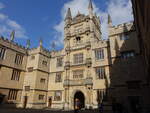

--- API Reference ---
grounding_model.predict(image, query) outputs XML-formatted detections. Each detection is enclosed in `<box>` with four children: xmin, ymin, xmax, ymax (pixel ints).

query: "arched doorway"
<box><xmin>48</xmin><ymin>97</ymin><xmax>52</xmax><ymax>108</ymax></box>
<box><xmin>74</xmin><ymin>91</ymin><xmax>85</xmax><ymax>109</ymax></box>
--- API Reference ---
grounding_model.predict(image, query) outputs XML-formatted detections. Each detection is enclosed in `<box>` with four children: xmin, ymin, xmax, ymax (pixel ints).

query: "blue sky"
<box><xmin>0</xmin><ymin>0</ymin><xmax>133</xmax><ymax>50</ymax></box>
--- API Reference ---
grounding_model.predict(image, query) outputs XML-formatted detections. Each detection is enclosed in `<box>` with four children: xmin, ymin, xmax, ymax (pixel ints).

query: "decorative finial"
<box><xmin>88</xmin><ymin>0</ymin><xmax>93</xmax><ymax>10</ymax></box>
<box><xmin>65</xmin><ymin>8</ymin><xmax>72</xmax><ymax>20</ymax></box>
<box><xmin>108</xmin><ymin>14</ymin><xmax>112</xmax><ymax>25</ymax></box>
<box><xmin>51</xmin><ymin>41</ymin><xmax>56</xmax><ymax>51</ymax></box>
<box><xmin>88</xmin><ymin>0</ymin><xmax>93</xmax><ymax>18</ymax></box>
<box><xmin>10</xmin><ymin>30</ymin><xmax>15</xmax><ymax>41</ymax></box>
<box><xmin>78</xmin><ymin>11</ymin><xmax>80</xmax><ymax>15</ymax></box>
<box><xmin>39</xmin><ymin>37</ymin><xmax>43</xmax><ymax>47</ymax></box>
<box><xmin>26</xmin><ymin>39</ymin><xmax>30</xmax><ymax>49</ymax></box>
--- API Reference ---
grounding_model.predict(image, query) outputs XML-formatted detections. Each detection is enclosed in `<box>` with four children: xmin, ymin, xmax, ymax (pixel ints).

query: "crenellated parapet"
<box><xmin>92</xmin><ymin>39</ymin><xmax>108</xmax><ymax>49</ymax></box>
<box><xmin>50</xmin><ymin>49</ymin><xmax>65</xmax><ymax>58</ymax></box>
<box><xmin>0</xmin><ymin>36</ymin><xmax>27</xmax><ymax>54</ymax></box>
<box><xmin>109</xmin><ymin>21</ymin><xmax>135</xmax><ymax>37</ymax></box>
<box><xmin>28</xmin><ymin>46</ymin><xmax>51</xmax><ymax>57</ymax></box>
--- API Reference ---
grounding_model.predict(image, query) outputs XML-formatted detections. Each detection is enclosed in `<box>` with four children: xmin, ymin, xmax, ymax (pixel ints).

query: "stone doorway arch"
<box><xmin>74</xmin><ymin>91</ymin><xmax>85</xmax><ymax>109</ymax></box>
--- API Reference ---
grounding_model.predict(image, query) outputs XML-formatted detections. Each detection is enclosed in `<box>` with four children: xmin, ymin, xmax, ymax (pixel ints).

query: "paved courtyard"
<box><xmin>0</xmin><ymin>108</ymin><xmax>99</xmax><ymax>113</ymax></box>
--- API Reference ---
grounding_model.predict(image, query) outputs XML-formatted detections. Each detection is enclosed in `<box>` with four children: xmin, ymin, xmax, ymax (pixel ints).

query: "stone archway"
<box><xmin>74</xmin><ymin>91</ymin><xmax>85</xmax><ymax>109</ymax></box>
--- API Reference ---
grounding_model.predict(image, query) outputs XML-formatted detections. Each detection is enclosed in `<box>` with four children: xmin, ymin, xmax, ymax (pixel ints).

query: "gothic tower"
<box><xmin>63</xmin><ymin>0</ymin><xmax>103</xmax><ymax>110</ymax></box>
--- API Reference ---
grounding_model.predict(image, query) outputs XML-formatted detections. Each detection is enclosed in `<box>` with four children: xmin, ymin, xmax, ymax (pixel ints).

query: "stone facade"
<box><xmin>131</xmin><ymin>0</ymin><xmax>150</xmax><ymax>91</ymax></box>
<box><xmin>0</xmin><ymin>0</ymin><xmax>149</xmax><ymax>112</ymax></box>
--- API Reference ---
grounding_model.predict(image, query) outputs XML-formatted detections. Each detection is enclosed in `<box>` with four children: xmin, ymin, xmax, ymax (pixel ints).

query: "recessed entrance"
<box><xmin>48</xmin><ymin>97</ymin><xmax>52</xmax><ymax>108</ymax></box>
<box><xmin>0</xmin><ymin>94</ymin><xmax>5</xmax><ymax>104</ymax></box>
<box><xmin>23</xmin><ymin>96</ymin><xmax>28</xmax><ymax>108</ymax></box>
<box><xmin>74</xmin><ymin>91</ymin><xmax>85</xmax><ymax>109</ymax></box>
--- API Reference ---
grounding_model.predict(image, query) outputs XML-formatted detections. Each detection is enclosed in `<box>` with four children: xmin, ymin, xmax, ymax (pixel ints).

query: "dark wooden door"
<box><xmin>23</xmin><ymin>96</ymin><xmax>28</xmax><ymax>108</ymax></box>
<box><xmin>48</xmin><ymin>97</ymin><xmax>52</xmax><ymax>108</ymax></box>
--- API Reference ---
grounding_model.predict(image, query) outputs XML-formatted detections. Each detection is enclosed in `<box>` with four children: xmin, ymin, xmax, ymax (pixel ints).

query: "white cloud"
<box><xmin>0</xmin><ymin>2</ymin><xmax>5</xmax><ymax>9</ymax></box>
<box><xmin>7</xmin><ymin>20</ymin><xmax>22</xmax><ymax>30</ymax></box>
<box><xmin>0</xmin><ymin>13</ymin><xmax>7</xmax><ymax>20</ymax></box>
<box><xmin>108</xmin><ymin>0</ymin><xmax>133</xmax><ymax>25</ymax></box>
<box><xmin>0</xmin><ymin>2</ymin><xmax>28</xmax><ymax>39</ymax></box>
<box><xmin>54</xmin><ymin>0</ymin><xmax>133</xmax><ymax>46</ymax></box>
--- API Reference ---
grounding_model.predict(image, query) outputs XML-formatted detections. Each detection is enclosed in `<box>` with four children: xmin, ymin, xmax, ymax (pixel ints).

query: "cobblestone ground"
<box><xmin>0</xmin><ymin>108</ymin><xmax>100</xmax><ymax>113</ymax></box>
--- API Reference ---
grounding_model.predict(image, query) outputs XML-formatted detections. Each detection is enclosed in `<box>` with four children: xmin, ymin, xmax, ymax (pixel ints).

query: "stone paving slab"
<box><xmin>0</xmin><ymin>109</ymin><xmax>100</xmax><ymax>113</ymax></box>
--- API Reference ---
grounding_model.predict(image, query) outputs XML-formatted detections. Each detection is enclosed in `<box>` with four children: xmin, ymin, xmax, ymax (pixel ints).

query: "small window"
<box><xmin>75</xmin><ymin>37</ymin><xmax>82</xmax><ymax>44</ymax></box>
<box><xmin>95</xmin><ymin>48</ymin><xmax>104</xmax><ymax>60</ymax></box>
<box><xmin>95</xmin><ymin>67</ymin><xmax>105</xmax><ymax>79</ymax></box>
<box><xmin>120</xmin><ymin>34</ymin><xmax>129</xmax><ymax>40</ymax></box>
<box><xmin>25</xmin><ymin>86</ymin><xmax>30</xmax><ymax>91</ymax></box>
<box><xmin>39</xmin><ymin>95</ymin><xmax>44</xmax><ymax>100</ymax></box>
<box><xmin>54</xmin><ymin>91</ymin><xmax>62</xmax><ymax>101</ymax></box>
<box><xmin>40</xmin><ymin>78</ymin><xmax>46</xmax><ymax>83</ymax></box>
<box><xmin>57</xmin><ymin>57</ymin><xmax>63</xmax><ymax>67</ymax></box>
<box><xmin>73</xmin><ymin>53</ymin><xmax>83</xmax><ymax>64</ymax></box>
<box><xmin>30</xmin><ymin>55</ymin><xmax>35</xmax><ymax>60</ymax></box>
<box><xmin>121</xmin><ymin>51</ymin><xmax>135</xmax><ymax>59</ymax></box>
<box><xmin>73</xmin><ymin>70</ymin><xmax>83</xmax><ymax>79</ymax></box>
<box><xmin>55</xmin><ymin>73</ymin><xmax>62</xmax><ymax>83</ymax></box>
<box><xmin>28</xmin><ymin>67</ymin><xmax>33</xmax><ymax>72</ymax></box>
<box><xmin>76</xmin><ymin>37</ymin><xmax>81</xmax><ymax>41</ymax></box>
<box><xmin>0</xmin><ymin>47</ymin><xmax>6</xmax><ymax>60</ymax></box>
<box><xmin>42</xmin><ymin>60</ymin><xmax>48</xmax><ymax>66</ymax></box>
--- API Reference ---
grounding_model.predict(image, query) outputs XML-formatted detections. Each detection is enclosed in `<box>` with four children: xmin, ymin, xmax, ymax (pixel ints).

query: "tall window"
<box><xmin>74</xmin><ymin>53</ymin><xmax>83</xmax><ymax>64</ymax></box>
<box><xmin>73</xmin><ymin>70</ymin><xmax>83</xmax><ymax>79</ymax></box>
<box><xmin>15</xmin><ymin>54</ymin><xmax>23</xmax><ymax>65</ymax></box>
<box><xmin>95</xmin><ymin>67</ymin><xmax>105</xmax><ymax>79</ymax></box>
<box><xmin>54</xmin><ymin>91</ymin><xmax>62</xmax><ymax>101</ymax></box>
<box><xmin>11</xmin><ymin>69</ymin><xmax>21</xmax><ymax>81</ymax></box>
<box><xmin>57</xmin><ymin>57</ymin><xmax>63</xmax><ymax>67</ymax></box>
<box><xmin>95</xmin><ymin>49</ymin><xmax>104</xmax><ymax>60</ymax></box>
<box><xmin>55</xmin><ymin>73</ymin><xmax>62</xmax><ymax>83</ymax></box>
<box><xmin>0</xmin><ymin>47</ymin><xmax>6</xmax><ymax>60</ymax></box>
<box><xmin>8</xmin><ymin>89</ymin><xmax>18</xmax><ymax>100</ymax></box>
<box><xmin>97</xmin><ymin>89</ymin><xmax>106</xmax><ymax>103</ymax></box>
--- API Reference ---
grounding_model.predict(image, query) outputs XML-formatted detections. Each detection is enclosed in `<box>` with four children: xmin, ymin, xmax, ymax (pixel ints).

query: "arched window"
<box><xmin>76</xmin><ymin>37</ymin><xmax>81</xmax><ymax>42</ymax></box>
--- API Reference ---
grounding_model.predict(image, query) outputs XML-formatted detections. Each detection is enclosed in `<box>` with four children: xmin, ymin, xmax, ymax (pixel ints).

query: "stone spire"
<box><xmin>51</xmin><ymin>41</ymin><xmax>56</xmax><ymax>51</ymax></box>
<box><xmin>88</xmin><ymin>0</ymin><xmax>93</xmax><ymax>18</ymax></box>
<box><xmin>108</xmin><ymin>14</ymin><xmax>112</xmax><ymax>26</ymax></box>
<box><xmin>88</xmin><ymin>0</ymin><xmax>93</xmax><ymax>10</ymax></box>
<box><xmin>10</xmin><ymin>30</ymin><xmax>15</xmax><ymax>41</ymax></box>
<box><xmin>65</xmin><ymin>8</ymin><xmax>72</xmax><ymax>26</ymax></box>
<box><xmin>26</xmin><ymin>39</ymin><xmax>30</xmax><ymax>49</ymax></box>
<box><xmin>65</xmin><ymin>8</ymin><xmax>72</xmax><ymax>20</ymax></box>
<box><xmin>39</xmin><ymin>38</ymin><xmax>43</xmax><ymax>47</ymax></box>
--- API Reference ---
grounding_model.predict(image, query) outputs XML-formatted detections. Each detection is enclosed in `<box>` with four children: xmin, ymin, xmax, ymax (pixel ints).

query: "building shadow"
<box><xmin>98</xmin><ymin>23</ymin><xmax>150</xmax><ymax>113</ymax></box>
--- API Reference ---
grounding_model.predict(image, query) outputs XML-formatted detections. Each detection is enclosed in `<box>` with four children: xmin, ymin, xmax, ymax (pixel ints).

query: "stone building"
<box><xmin>0</xmin><ymin>0</ymin><xmax>149</xmax><ymax>112</ymax></box>
<box><xmin>0</xmin><ymin>36</ymin><xmax>28</xmax><ymax>107</ymax></box>
<box><xmin>131</xmin><ymin>0</ymin><xmax>150</xmax><ymax>94</ymax></box>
